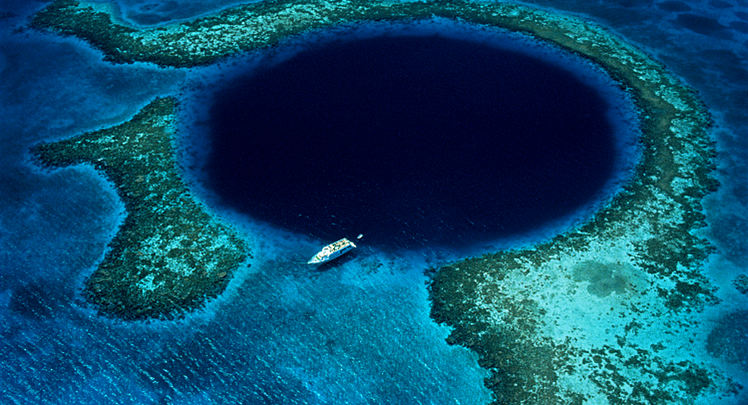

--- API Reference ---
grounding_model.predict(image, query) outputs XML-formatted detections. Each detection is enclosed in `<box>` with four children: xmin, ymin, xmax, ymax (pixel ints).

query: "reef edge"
<box><xmin>33</xmin><ymin>97</ymin><xmax>249</xmax><ymax>321</ymax></box>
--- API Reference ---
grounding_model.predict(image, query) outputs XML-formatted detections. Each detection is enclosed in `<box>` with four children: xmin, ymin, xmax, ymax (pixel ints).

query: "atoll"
<box><xmin>30</xmin><ymin>0</ymin><xmax>739</xmax><ymax>403</ymax></box>
<box><xmin>33</xmin><ymin>98</ymin><xmax>248</xmax><ymax>321</ymax></box>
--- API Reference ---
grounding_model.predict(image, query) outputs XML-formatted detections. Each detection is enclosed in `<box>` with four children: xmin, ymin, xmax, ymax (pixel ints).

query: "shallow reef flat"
<box><xmin>33</xmin><ymin>98</ymin><xmax>248</xmax><ymax>321</ymax></box>
<box><xmin>30</xmin><ymin>0</ymin><xmax>739</xmax><ymax>403</ymax></box>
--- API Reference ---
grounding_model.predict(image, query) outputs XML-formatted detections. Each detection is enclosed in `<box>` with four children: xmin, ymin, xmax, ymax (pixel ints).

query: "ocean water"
<box><xmin>201</xmin><ymin>24</ymin><xmax>633</xmax><ymax>251</ymax></box>
<box><xmin>0</xmin><ymin>1</ymin><xmax>746</xmax><ymax>405</ymax></box>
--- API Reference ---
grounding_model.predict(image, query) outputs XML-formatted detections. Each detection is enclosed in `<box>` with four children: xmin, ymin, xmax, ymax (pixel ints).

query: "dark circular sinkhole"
<box><xmin>206</xmin><ymin>33</ymin><xmax>619</xmax><ymax>250</ymax></box>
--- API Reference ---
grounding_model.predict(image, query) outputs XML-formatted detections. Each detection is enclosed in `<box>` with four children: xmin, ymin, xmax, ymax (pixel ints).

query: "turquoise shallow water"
<box><xmin>1</xmin><ymin>1</ymin><xmax>747</xmax><ymax>404</ymax></box>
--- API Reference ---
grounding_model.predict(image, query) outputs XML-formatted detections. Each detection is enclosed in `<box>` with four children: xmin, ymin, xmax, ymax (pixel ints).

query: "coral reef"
<box><xmin>734</xmin><ymin>274</ymin><xmax>748</xmax><ymax>294</ymax></box>
<box><xmin>426</xmin><ymin>12</ymin><xmax>733</xmax><ymax>403</ymax></box>
<box><xmin>33</xmin><ymin>98</ymin><xmax>248</xmax><ymax>320</ymax></box>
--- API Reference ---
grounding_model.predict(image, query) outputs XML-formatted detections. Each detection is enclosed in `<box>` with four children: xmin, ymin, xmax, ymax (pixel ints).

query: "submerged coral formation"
<box><xmin>31</xmin><ymin>0</ymin><xmax>425</xmax><ymax>67</ymax></box>
<box><xmin>33</xmin><ymin>98</ymin><xmax>248</xmax><ymax>320</ymax></box>
<box><xmin>30</xmin><ymin>0</ymin><xmax>740</xmax><ymax>403</ymax></box>
<box><xmin>426</xmin><ymin>12</ymin><xmax>734</xmax><ymax>404</ymax></box>
<box><xmin>734</xmin><ymin>274</ymin><xmax>748</xmax><ymax>294</ymax></box>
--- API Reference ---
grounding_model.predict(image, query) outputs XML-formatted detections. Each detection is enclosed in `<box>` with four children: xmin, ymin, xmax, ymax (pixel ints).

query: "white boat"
<box><xmin>308</xmin><ymin>238</ymin><xmax>357</xmax><ymax>264</ymax></box>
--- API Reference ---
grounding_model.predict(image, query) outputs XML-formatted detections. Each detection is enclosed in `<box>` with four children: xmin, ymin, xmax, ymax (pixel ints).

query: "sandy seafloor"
<box><xmin>1</xmin><ymin>0</ymin><xmax>747</xmax><ymax>404</ymax></box>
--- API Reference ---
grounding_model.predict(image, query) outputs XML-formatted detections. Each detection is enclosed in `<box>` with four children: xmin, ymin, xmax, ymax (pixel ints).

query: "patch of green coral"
<box><xmin>31</xmin><ymin>0</ymin><xmax>431</xmax><ymax>67</ymax></box>
<box><xmin>33</xmin><ymin>98</ymin><xmax>249</xmax><ymax>321</ymax></box>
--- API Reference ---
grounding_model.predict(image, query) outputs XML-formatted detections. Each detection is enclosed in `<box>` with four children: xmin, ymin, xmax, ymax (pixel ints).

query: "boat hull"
<box><xmin>308</xmin><ymin>238</ymin><xmax>357</xmax><ymax>264</ymax></box>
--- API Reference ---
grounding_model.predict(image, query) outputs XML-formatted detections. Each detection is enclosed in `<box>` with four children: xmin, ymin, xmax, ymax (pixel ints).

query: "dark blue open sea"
<box><xmin>1</xmin><ymin>1</ymin><xmax>747</xmax><ymax>404</ymax></box>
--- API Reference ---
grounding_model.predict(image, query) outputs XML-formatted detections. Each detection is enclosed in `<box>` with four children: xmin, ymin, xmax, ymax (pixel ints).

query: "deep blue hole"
<box><xmin>206</xmin><ymin>34</ymin><xmax>617</xmax><ymax>250</ymax></box>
